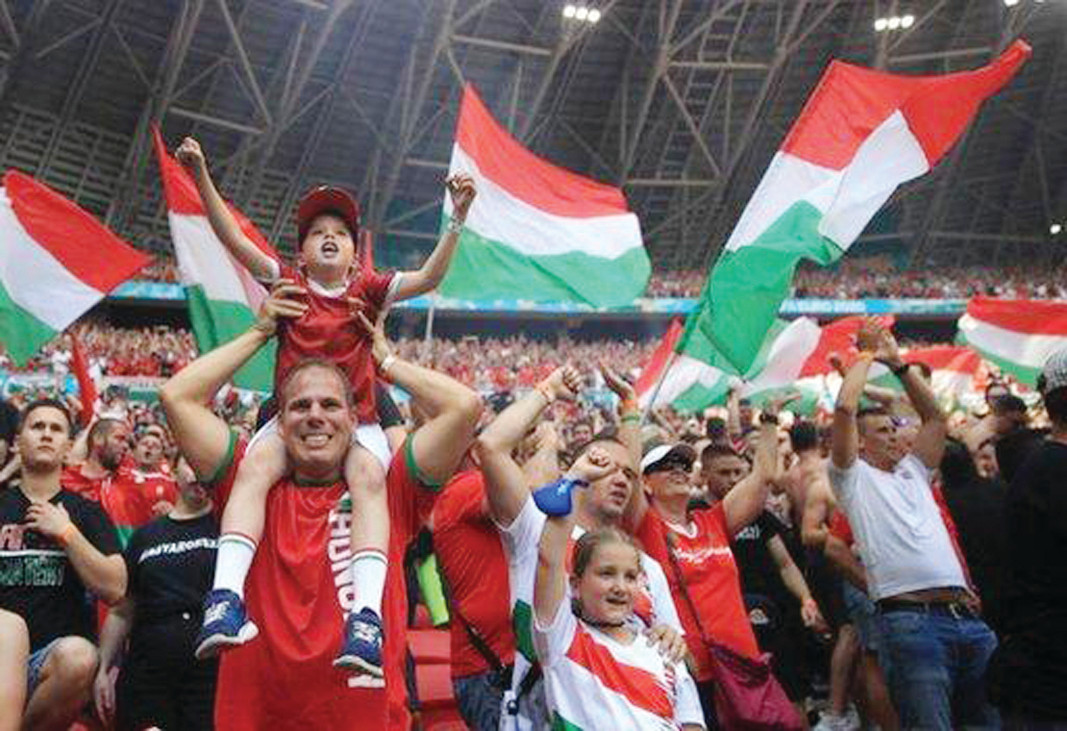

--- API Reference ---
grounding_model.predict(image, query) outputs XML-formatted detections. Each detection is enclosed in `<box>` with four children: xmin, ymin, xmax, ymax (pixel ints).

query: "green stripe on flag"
<box><xmin>0</xmin><ymin>279</ymin><xmax>58</xmax><ymax>366</ymax></box>
<box><xmin>551</xmin><ymin>712</ymin><xmax>585</xmax><ymax>731</ymax></box>
<box><xmin>512</xmin><ymin>599</ymin><xmax>538</xmax><ymax>664</ymax></box>
<box><xmin>672</xmin><ymin>379</ymin><xmax>731</xmax><ymax>413</ymax></box>
<box><xmin>956</xmin><ymin>333</ymin><xmax>1041</xmax><ymax>386</ymax></box>
<box><xmin>690</xmin><ymin>201</ymin><xmax>843</xmax><ymax>374</ymax></box>
<box><xmin>185</xmin><ymin>285</ymin><xmax>275</xmax><ymax>392</ymax></box>
<box><xmin>438</xmin><ymin>216</ymin><xmax>650</xmax><ymax>308</ymax></box>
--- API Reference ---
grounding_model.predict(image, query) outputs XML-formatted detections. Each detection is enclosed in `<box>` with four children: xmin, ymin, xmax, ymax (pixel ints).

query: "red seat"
<box><xmin>408</xmin><ymin>628</ymin><xmax>451</xmax><ymax>665</ymax></box>
<box><xmin>414</xmin><ymin>663</ymin><xmax>464</xmax><ymax>729</ymax></box>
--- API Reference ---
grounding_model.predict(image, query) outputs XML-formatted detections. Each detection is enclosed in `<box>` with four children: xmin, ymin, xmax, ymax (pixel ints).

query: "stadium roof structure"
<box><xmin>0</xmin><ymin>0</ymin><xmax>1063</xmax><ymax>275</ymax></box>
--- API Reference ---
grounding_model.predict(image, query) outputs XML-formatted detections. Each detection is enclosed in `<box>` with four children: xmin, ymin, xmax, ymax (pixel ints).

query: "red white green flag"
<box><xmin>0</xmin><ymin>171</ymin><xmax>149</xmax><ymax>365</ymax></box>
<box><xmin>957</xmin><ymin>297</ymin><xmax>1067</xmax><ymax>386</ymax></box>
<box><xmin>688</xmin><ymin>41</ymin><xmax>1031</xmax><ymax>375</ymax></box>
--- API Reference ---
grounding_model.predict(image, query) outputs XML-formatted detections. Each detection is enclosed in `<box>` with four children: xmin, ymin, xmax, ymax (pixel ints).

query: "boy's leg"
<box><xmin>197</xmin><ymin>431</ymin><xmax>287</xmax><ymax>659</ymax></box>
<box><xmin>334</xmin><ymin>443</ymin><xmax>389</xmax><ymax>676</ymax></box>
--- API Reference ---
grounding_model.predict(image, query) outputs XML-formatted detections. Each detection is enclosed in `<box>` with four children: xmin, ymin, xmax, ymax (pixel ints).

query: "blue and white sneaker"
<box><xmin>194</xmin><ymin>589</ymin><xmax>259</xmax><ymax>660</ymax></box>
<box><xmin>333</xmin><ymin>607</ymin><xmax>384</xmax><ymax>677</ymax></box>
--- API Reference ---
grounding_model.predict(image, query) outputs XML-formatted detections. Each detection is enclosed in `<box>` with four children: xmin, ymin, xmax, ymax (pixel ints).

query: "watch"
<box><xmin>891</xmin><ymin>362</ymin><xmax>911</xmax><ymax>378</ymax></box>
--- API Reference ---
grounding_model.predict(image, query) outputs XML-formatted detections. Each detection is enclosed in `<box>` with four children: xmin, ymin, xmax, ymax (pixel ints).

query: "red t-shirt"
<box><xmin>210</xmin><ymin>433</ymin><xmax>435</xmax><ymax>731</ymax></box>
<box><xmin>634</xmin><ymin>504</ymin><xmax>760</xmax><ymax>682</ymax></box>
<box><xmin>61</xmin><ymin>464</ymin><xmax>174</xmax><ymax>547</ymax></box>
<box><xmin>274</xmin><ymin>264</ymin><xmax>396</xmax><ymax>424</ymax></box>
<box><xmin>431</xmin><ymin>471</ymin><xmax>515</xmax><ymax>678</ymax></box>
<box><xmin>61</xmin><ymin>464</ymin><xmax>108</xmax><ymax>503</ymax></box>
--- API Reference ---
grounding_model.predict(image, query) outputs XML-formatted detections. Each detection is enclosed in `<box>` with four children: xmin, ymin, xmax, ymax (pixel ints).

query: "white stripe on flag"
<box><xmin>444</xmin><ymin>145</ymin><xmax>642</xmax><ymax>259</ymax></box>
<box><xmin>641</xmin><ymin>354</ymin><xmax>725</xmax><ymax>408</ymax></box>
<box><xmin>743</xmin><ymin>318</ymin><xmax>823</xmax><ymax>395</ymax></box>
<box><xmin>0</xmin><ymin>189</ymin><xmax>102</xmax><ymax>330</ymax></box>
<box><xmin>958</xmin><ymin>314</ymin><xmax>1067</xmax><ymax>370</ymax></box>
<box><xmin>170</xmin><ymin>213</ymin><xmax>255</xmax><ymax>305</ymax></box>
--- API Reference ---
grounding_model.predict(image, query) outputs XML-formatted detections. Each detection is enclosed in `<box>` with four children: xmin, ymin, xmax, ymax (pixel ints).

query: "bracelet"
<box><xmin>891</xmin><ymin>361</ymin><xmax>911</xmax><ymax>378</ymax></box>
<box><xmin>380</xmin><ymin>354</ymin><xmax>397</xmax><ymax>378</ymax></box>
<box><xmin>446</xmin><ymin>217</ymin><xmax>465</xmax><ymax>235</ymax></box>
<box><xmin>620</xmin><ymin>397</ymin><xmax>638</xmax><ymax>413</ymax></box>
<box><xmin>534</xmin><ymin>384</ymin><xmax>554</xmax><ymax>404</ymax></box>
<box><xmin>57</xmin><ymin>522</ymin><xmax>77</xmax><ymax>547</ymax></box>
<box><xmin>621</xmin><ymin>414</ymin><xmax>641</xmax><ymax>425</ymax></box>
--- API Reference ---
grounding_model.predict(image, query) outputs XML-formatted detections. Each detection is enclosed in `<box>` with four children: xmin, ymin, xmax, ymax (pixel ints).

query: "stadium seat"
<box><xmin>408</xmin><ymin>628</ymin><xmax>451</xmax><ymax>664</ymax></box>
<box><xmin>413</xmin><ymin>663</ymin><xmax>464</xmax><ymax>730</ymax></box>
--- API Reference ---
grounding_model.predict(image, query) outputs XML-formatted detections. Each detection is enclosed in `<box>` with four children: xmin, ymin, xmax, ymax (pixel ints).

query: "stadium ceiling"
<box><xmin>0</xmin><ymin>0</ymin><xmax>1063</xmax><ymax>273</ymax></box>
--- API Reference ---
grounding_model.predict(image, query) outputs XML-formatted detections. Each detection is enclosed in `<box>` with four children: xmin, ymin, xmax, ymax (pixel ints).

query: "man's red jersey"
<box><xmin>209</xmin><ymin>432</ymin><xmax>435</xmax><ymax>731</ymax></box>
<box><xmin>273</xmin><ymin>264</ymin><xmax>396</xmax><ymax>424</ymax></box>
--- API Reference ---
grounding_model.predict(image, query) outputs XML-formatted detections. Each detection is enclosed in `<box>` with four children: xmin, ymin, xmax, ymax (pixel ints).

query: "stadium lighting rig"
<box><xmin>562</xmin><ymin>4</ymin><xmax>602</xmax><ymax>23</ymax></box>
<box><xmin>874</xmin><ymin>14</ymin><xmax>915</xmax><ymax>32</ymax></box>
<box><xmin>1051</xmin><ymin>223</ymin><xmax>1063</xmax><ymax>236</ymax></box>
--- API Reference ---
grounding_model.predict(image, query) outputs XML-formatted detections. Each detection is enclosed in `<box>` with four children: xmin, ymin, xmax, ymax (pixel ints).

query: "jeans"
<box><xmin>453</xmin><ymin>671</ymin><xmax>504</xmax><ymax>731</ymax></box>
<box><xmin>878</xmin><ymin>608</ymin><xmax>1000</xmax><ymax>730</ymax></box>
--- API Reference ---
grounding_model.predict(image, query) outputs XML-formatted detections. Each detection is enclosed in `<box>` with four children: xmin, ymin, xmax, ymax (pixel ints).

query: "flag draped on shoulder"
<box><xmin>152</xmin><ymin>126</ymin><xmax>279</xmax><ymax>391</ymax></box>
<box><xmin>0</xmin><ymin>171</ymin><xmax>149</xmax><ymax>365</ymax></box>
<box><xmin>694</xmin><ymin>41</ymin><xmax>1030</xmax><ymax>375</ymax></box>
<box><xmin>439</xmin><ymin>84</ymin><xmax>650</xmax><ymax>307</ymax></box>
<box><xmin>957</xmin><ymin>297</ymin><xmax>1067</xmax><ymax>386</ymax></box>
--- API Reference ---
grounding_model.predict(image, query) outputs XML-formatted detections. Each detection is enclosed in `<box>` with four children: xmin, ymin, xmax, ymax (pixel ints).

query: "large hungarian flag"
<box><xmin>868</xmin><ymin>345</ymin><xmax>985</xmax><ymax>404</ymax></box>
<box><xmin>957</xmin><ymin>297</ymin><xmax>1067</xmax><ymax>386</ymax></box>
<box><xmin>693</xmin><ymin>41</ymin><xmax>1030</xmax><ymax>374</ymax></box>
<box><xmin>152</xmin><ymin>127</ymin><xmax>279</xmax><ymax>391</ymax></box>
<box><xmin>0</xmin><ymin>171</ymin><xmax>149</xmax><ymax>365</ymax></box>
<box><xmin>439</xmin><ymin>84</ymin><xmax>650</xmax><ymax>307</ymax></box>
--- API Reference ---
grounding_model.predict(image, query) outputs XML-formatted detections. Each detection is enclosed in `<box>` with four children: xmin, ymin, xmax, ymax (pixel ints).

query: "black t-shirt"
<box><xmin>0</xmin><ymin>398</ymin><xmax>17</xmax><ymax>444</ymax></box>
<box><xmin>733</xmin><ymin>511</ymin><xmax>787</xmax><ymax>600</ymax></box>
<box><xmin>124</xmin><ymin>512</ymin><xmax>218</xmax><ymax>626</ymax></box>
<box><xmin>0</xmin><ymin>487</ymin><xmax>121</xmax><ymax>651</ymax></box>
<box><xmin>990</xmin><ymin>440</ymin><xmax>1067</xmax><ymax>719</ymax></box>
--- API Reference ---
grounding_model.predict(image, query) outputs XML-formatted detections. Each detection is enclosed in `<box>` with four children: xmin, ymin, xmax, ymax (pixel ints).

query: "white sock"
<box><xmin>213</xmin><ymin>533</ymin><xmax>257</xmax><ymax>599</ymax></box>
<box><xmin>350</xmin><ymin>549</ymin><xmax>388</xmax><ymax>616</ymax></box>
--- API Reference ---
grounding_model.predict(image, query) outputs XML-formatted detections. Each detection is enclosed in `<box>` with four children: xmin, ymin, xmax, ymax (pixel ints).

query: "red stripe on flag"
<box><xmin>3</xmin><ymin>171</ymin><xmax>149</xmax><ymax>292</ymax></box>
<box><xmin>966</xmin><ymin>296</ymin><xmax>1067</xmax><ymax>336</ymax></box>
<box><xmin>903</xmin><ymin>346</ymin><xmax>981</xmax><ymax>374</ymax></box>
<box><xmin>68</xmin><ymin>332</ymin><xmax>97</xmax><ymax>428</ymax></box>
<box><xmin>151</xmin><ymin>126</ymin><xmax>280</xmax><ymax>266</ymax></box>
<box><xmin>635</xmin><ymin>319</ymin><xmax>684</xmax><ymax>396</ymax></box>
<box><xmin>456</xmin><ymin>84</ymin><xmax>630</xmax><ymax>218</ymax></box>
<box><xmin>565</xmin><ymin>625</ymin><xmax>674</xmax><ymax>720</ymax></box>
<box><xmin>781</xmin><ymin>41</ymin><xmax>1030</xmax><ymax>170</ymax></box>
<box><xmin>798</xmin><ymin>315</ymin><xmax>895</xmax><ymax>377</ymax></box>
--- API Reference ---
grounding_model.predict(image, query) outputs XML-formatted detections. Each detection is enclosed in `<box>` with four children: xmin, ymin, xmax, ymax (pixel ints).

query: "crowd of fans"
<box><xmin>645</xmin><ymin>260</ymin><xmax>1067</xmax><ymax>300</ymax></box>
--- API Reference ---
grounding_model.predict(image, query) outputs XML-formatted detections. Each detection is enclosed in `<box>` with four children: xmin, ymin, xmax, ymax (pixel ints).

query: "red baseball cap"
<box><xmin>296</xmin><ymin>186</ymin><xmax>361</xmax><ymax>243</ymax></box>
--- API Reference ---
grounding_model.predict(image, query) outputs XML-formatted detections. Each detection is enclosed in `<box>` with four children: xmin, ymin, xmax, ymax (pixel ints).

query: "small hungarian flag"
<box><xmin>957</xmin><ymin>297</ymin><xmax>1067</xmax><ymax>386</ymax></box>
<box><xmin>152</xmin><ymin>126</ymin><xmax>279</xmax><ymax>391</ymax></box>
<box><xmin>0</xmin><ymin>171</ymin><xmax>149</xmax><ymax>365</ymax></box>
<box><xmin>439</xmin><ymin>84</ymin><xmax>650</xmax><ymax>307</ymax></box>
<box><xmin>692</xmin><ymin>40</ymin><xmax>1030</xmax><ymax>374</ymax></box>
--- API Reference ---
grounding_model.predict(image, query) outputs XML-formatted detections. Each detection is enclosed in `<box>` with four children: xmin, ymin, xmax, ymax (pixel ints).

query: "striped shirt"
<box><xmin>534</xmin><ymin>604</ymin><xmax>703</xmax><ymax>730</ymax></box>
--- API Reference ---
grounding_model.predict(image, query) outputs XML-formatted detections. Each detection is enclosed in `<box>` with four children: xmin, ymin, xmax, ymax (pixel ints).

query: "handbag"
<box><xmin>664</xmin><ymin>532</ymin><xmax>803</xmax><ymax>730</ymax></box>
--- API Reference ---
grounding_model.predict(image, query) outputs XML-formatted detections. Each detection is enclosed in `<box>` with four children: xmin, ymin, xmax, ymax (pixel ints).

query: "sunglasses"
<box><xmin>646</xmin><ymin>456</ymin><xmax>692</xmax><ymax>475</ymax></box>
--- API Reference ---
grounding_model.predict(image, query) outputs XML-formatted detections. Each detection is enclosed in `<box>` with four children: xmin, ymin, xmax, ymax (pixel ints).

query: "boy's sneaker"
<box><xmin>333</xmin><ymin>607</ymin><xmax>384</xmax><ymax>677</ymax></box>
<box><xmin>813</xmin><ymin>709</ymin><xmax>861</xmax><ymax>731</ymax></box>
<box><xmin>194</xmin><ymin>589</ymin><xmax>259</xmax><ymax>660</ymax></box>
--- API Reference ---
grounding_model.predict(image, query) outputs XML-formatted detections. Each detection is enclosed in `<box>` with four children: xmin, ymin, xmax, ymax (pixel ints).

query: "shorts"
<box><xmin>744</xmin><ymin>593</ymin><xmax>811</xmax><ymax>702</ymax></box>
<box><xmin>26</xmin><ymin>639</ymin><xmax>60</xmax><ymax>699</ymax></box>
<box><xmin>804</xmin><ymin>548</ymin><xmax>849</xmax><ymax>631</ymax></box>
<box><xmin>842</xmin><ymin>581</ymin><xmax>882</xmax><ymax>653</ymax></box>
<box><xmin>249</xmin><ymin>415</ymin><xmax>391</xmax><ymax>470</ymax></box>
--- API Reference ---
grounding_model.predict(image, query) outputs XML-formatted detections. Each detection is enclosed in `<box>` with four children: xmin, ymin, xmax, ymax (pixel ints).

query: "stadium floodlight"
<box><xmin>1003</xmin><ymin>0</ymin><xmax>1019</xmax><ymax>6</ymax></box>
<box><xmin>563</xmin><ymin>4</ymin><xmax>577</xmax><ymax>18</ymax></box>
<box><xmin>1052</xmin><ymin>223</ymin><xmax>1063</xmax><ymax>235</ymax></box>
<box><xmin>887</xmin><ymin>16</ymin><xmax>902</xmax><ymax>29</ymax></box>
<box><xmin>588</xmin><ymin>8</ymin><xmax>601</xmax><ymax>23</ymax></box>
<box><xmin>901</xmin><ymin>14</ymin><xmax>915</xmax><ymax>28</ymax></box>
<box><xmin>874</xmin><ymin>17</ymin><xmax>888</xmax><ymax>31</ymax></box>
<box><xmin>575</xmin><ymin>6</ymin><xmax>589</xmax><ymax>20</ymax></box>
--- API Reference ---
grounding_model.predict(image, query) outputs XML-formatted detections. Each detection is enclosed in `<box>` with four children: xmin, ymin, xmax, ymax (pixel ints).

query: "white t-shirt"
<box><xmin>829</xmin><ymin>454</ymin><xmax>967</xmax><ymax>601</ymax></box>
<box><xmin>535</xmin><ymin>602</ymin><xmax>703</xmax><ymax>730</ymax></box>
<box><xmin>498</xmin><ymin>495</ymin><xmax>687</xmax><ymax>730</ymax></box>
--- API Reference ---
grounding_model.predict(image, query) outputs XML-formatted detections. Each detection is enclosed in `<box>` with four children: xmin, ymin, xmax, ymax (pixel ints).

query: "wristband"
<box><xmin>57</xmin><ymin>522</ymin><xmax>77</xmax><ymax>547</ymax></box>
<box><xmin>446</xmin><ymin>217</ymin><xmax>464</xmax><ymax>235</ymax></box>
<box><xmin>380</xmin><ymin>354</ymin><xmax>397</xmax><ymax>378</ymax></box>
<box><xmin>621</xmin><ymin>413</ymin><xmax>641</xmax><ymax>425</ymax></box>
<box><xmin>620</xmin><ymin>397</ymin><xmax>638</xmax><ymax>413</ymax></box>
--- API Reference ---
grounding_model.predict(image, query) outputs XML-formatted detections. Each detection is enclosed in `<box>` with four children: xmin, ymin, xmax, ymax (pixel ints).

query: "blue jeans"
<box><xmin>26</xmin><ymin>639</ymin><xmax>59</xmax><ymax>700</ymax></box>
<box><xmin>453</xmin><ymin>671</ymin><xmax>504</xmax><ymax>731</ymax></box>
<box><xmin>878</xmin><ymin>608</ymin><xmax>1000</xmax><ymax>730</ymax></box>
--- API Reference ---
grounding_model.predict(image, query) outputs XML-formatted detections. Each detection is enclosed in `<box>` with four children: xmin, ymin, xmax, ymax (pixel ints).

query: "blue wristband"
<box><xmin>532</xmin><ymin>476</ymin><xmax>590</xmax><ymax>517</ymax></box>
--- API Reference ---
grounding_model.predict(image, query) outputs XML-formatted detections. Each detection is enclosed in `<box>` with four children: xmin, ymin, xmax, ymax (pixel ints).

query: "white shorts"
<box><xmin>248</xmin><ymin>416</ymin><xmax>392</xmax><ymax>471</ymax></box>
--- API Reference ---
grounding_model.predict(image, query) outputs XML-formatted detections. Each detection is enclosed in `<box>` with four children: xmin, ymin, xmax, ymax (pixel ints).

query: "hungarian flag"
<box><xmin>0</xmin><ymin>171</ymin><xmax>149</xmax><ymax>365</ymax></box>
<box><xmin>692</xmin><ymin>40</ymin><xmax>1030</xmax><ymax>374</ymax></box>
<box><xmin>867</xmin><ymin>345</ymin><xmax>984</xmax><ymax>404</ymax></box>
<box><xmin>957</xmin><ymin>297</ymin><xmax>1067</xmax><ymax>386</ymax></box>
<box><xmin>152</xmin><ymin>127</ymin><xmax>279</xmax><ymax>391</ymax></box>
<box><xmin>439</xmin><ymin>84</ymin><xmax>650</xmax><ymax>307</ymax></box>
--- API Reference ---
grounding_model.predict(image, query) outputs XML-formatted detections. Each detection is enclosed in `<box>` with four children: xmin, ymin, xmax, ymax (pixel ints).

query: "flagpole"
<box><xmin>641</xmin><ymin>349</ymin><xmax>678</xmax><ymax>425</ymax></box>
<box><xmin>423</xmin><ymin>291</ymin><xmax>437</xmax><ymax>352</ymax></box>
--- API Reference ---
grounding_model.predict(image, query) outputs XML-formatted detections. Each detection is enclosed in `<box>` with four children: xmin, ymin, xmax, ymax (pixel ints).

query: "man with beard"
<box><xmin>62</xmin><ymin>418</ymin><xmax>129</xmax><ymax>503</ymax></box>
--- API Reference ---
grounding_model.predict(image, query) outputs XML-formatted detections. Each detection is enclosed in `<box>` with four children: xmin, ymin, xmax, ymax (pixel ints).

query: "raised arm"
<box><xmin>831</xmin><ymin>325</ymin><xmax>879</xmax><ymax>470</ymax></box>
<box><xmin>534</xmin><ymin>448</ymin><xmax>613</xmax><ymax>626</ymax></box>
<box><xmin>392</xmin><ymin>174</ymin><xmax>477</xmax><ymax>300</ymax></box>
<box><xmin>600</xmin><ymin>363</ymin><xmax>646</xmax><ymax>528</ymax></box>
<box><xmin>475</xmin><ymin>367</ymin><xmax>581</xmax><ymax>527</ymax></box>
<box><xmin>357</xmin><ymin>311</ymin><xmax>482</xmax><ymax>487</ymax></box>
<box><xmin>160</xmin><ymin>281</ymin><xmax>307</xmax><ymax>479</ymax></box>
<box><xmin>175</xmin><ymin>137</ymin><xmax>276</xmax><ymax>281</ymax></box>
<box><xmin>722</xmin><ymin>411</ymin><xmax>780</xmax><ymax>535</ymax></box>
<box><xmin>876</xmin><ymin>330</ymin><xmax>947</xmax><ymax>469</ymax></box>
